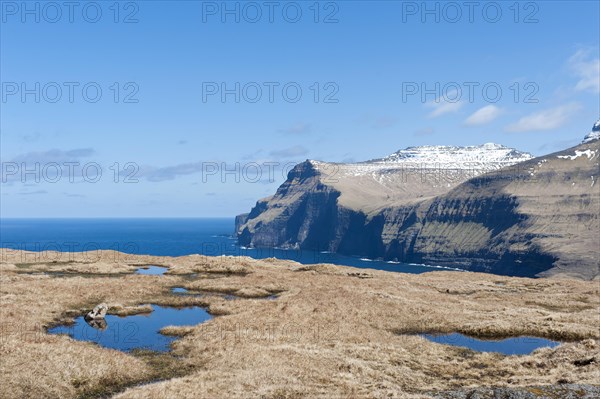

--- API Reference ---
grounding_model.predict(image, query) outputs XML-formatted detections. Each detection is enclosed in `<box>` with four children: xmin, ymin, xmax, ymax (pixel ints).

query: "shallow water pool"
<box><xmin>421</xmin><ymin>333</ymin><xmax>561</xmax><ymax>355</ymax></box>
<box><xmin>171</xmin><ymin>287</ymin><xmax>277</xmax><ymax>300</ymax></box>
<box><xmin>135</xmin><ymin>266</ymin><xmax>168</xmax><ymax>275</ymax></box>
<box><xmin>48</xmin><ymin>304</ymin><xmax>211</xmax><ymax>352</ymax></box>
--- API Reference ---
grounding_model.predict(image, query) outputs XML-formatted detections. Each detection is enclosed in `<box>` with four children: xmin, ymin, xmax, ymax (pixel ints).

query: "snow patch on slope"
<box><xmin>557</xmin><ymin>150</ymin><xmax>596</xmax><ymax>161</ymax></box>
<box><xmin>582</xmin><ymin>119</ymin><xmax>600</xmax><ymax>143</ymax></box>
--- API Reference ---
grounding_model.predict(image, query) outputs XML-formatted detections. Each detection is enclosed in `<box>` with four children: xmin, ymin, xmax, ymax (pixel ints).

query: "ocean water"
<box><xmin>0</xmin><ymin>218</ymin><xmax>460</xmax><ymax>274</ymax></box>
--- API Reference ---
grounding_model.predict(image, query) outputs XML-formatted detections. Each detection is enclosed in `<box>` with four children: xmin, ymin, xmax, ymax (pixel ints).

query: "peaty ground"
<box><xmin>0</xmin><ymin>249</ymin><xmax>598</xmax><ymax>398</ymax></box>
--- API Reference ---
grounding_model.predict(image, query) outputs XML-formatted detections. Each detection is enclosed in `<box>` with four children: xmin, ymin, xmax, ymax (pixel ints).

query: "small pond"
<box><xmin>171</xmin><ymin>287</ymin><xmax>238</xmax><ymax>300</ymax></box>
<box><xmin>171</xmin><ymin>287</ymin><xmax>277</xmax><ymax>300</ymax></box>
<box><xmin>48</xmin><ymin>304</ymin><xmax>211</xmax><ymax>352</ymax></box>
<box><xmin>421</xmin><ymin>333</ymin><xmax>561</xmax><ymax>355</ymax></box>
<box><xmin>135</xmin><ymin>266</ymin><xmax>168</xmax><ymax>275</ymax></box>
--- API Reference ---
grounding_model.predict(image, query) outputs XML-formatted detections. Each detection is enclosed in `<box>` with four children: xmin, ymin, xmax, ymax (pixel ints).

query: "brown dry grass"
<box><xmin>1</xmin><ymin>249</ymin><xmax>599</xmax><ymax>398</ymax></box>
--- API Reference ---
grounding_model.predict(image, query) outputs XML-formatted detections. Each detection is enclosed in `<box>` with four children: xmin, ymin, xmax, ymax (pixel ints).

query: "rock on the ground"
<box><xmin>432</xmin><ymin>384</ymin><xmax>600</xmax><ymax>399</ymax></box>
<box><xmin>85</xmin><ymin>303</ymin><xmax>108</xmax><ymax>320</ymax></box>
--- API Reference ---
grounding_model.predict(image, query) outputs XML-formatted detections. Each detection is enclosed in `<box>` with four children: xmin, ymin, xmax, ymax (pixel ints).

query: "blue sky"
<box><xmin>1</xmin><ymin>0</ymin><xmax>599</xmax><ymax>217</ymax></box>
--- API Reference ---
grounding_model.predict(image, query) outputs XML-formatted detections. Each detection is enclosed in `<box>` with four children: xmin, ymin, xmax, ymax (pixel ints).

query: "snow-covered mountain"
<box><xmin>582</xmin><ymin>119</ymin><xmax>600</xmax><ymax>143</ymax></box>
<box><xmin>310</xmin><ymin>143</ymin><xmax>534</xmax><ymax>184</ymax></box>
<box><xmin>371</xmin><ymin>143</ymin><xmax>533</xmax><ymax>170</ymax></box>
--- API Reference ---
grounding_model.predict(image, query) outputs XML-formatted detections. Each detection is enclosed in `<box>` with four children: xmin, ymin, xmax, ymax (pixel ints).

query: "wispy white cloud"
<box><xmin>11</xmin><ymin>148</ymin><xmax>94</xmax><ymax>164</ymax></box>
<box><xmin>426</xmin><ymin>91</ymin><xmax>464</xmax><ymax>118</ymax></box>
<box><xmin>278</xmin><ymin>122</ymin><xmax>311</xmax><ymax>135</ymax></box>
<box><xmin>568</xmin><ymin>49</ymin><xmax>600</xmax><ymax>94</ymax></box>
<box><xmin>370</xmin><ymin>116</ymin><xmax>398</xmax><ymax>129</ymax></box>
<box><xmin>21</xmin><ymin>132</ymin><xmax>41</xmax><ymax>143</ymax></box>
<box><xmin>2</xmin><ymin>148</ymin><xmax>96</xmax><ymax>184</ymax></box>
<box><xmin>19</xmin><ymin>190</ymin><xmax>48</xmax><ymax>196</ymax></box>
<box><xmin>355</xmin><ymin>114</ymin><xmax>398</xmax><ymax>129</ymax></box>
<box><xmin>127</xmin><ymin>156</ymin><xmax>302</xmax><ymax>183</ymax></box>
<box><xmin>137</xmin><ymin>162</ymin><xmax>204</xmax><ymax>182</ymax></box>
<box><xmin>414</xmin><ymin>127</ymin><xmax>435</xmax><ymax>136</ymax></box>
<box><xmin>269</xmin><ymin>145</ymin><xmax>309</xmax><ymax>158</ymax></box>
<box><xmin>505</xmin><ymin>103</ymin><xmax>580</xmax><ymax>132</ymax></box>
<box><xmin>241</xmin><ymin>149</ymin><xmax>265</xmax><ymax>160</ymax></box>
<box><xmin>464</xmin><ymin>105</ymin><xmax>503</xmax><ymax>126</ymax></box>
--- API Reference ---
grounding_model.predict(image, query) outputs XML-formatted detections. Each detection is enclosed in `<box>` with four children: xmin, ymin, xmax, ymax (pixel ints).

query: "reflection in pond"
<box><xmin>49</xmin><ymin>304</ymin><xmax>211</xmax><ymax>352</ymax></box>
<box><xmin>135</xmin><ymin>266</ymin><xmax>168</xmax><ymax>275</ymax></box>
<box><xmin>421</xmin><ymin>333</ymin><xmax>561</xmax><ymax>355</ymax></box>
<box><xmin>85</xmin><ymin>318</ymin><xmax>107</xmax><ymax>330</ymax></box>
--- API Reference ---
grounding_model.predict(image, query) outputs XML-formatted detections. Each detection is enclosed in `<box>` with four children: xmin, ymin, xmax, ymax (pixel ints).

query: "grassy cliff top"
<box><xmin>1</xmin><ymin>249</ymin><xmax>599</xmax><ymax>398</ymax></box>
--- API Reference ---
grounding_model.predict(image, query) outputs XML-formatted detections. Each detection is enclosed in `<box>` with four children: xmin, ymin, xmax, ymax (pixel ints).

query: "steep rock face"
<box><xmin>237</xmin><ymin>131</ymin><xmax>600</xmax><ymax>279</ymax></box>
<box><xmin>238</xmin><ymin>161</ymin><xmax>342</xmax><ymax>249</ymax></box>
<box><xmin>235</xmin><ymin>213</ymin><xmax>249</xmax><ymax>235</ymax></box>
<box><xmin>396</xmin><ymin>139</ymin><xmax>599</xmax><ymax>279</ymax></box>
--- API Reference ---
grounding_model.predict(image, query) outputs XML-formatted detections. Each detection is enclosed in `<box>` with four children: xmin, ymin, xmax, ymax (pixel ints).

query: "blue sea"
<box><xmin>0</xmin><ymin>218</ymin><xmax>461</xmax><ymax>274</ymax></box>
